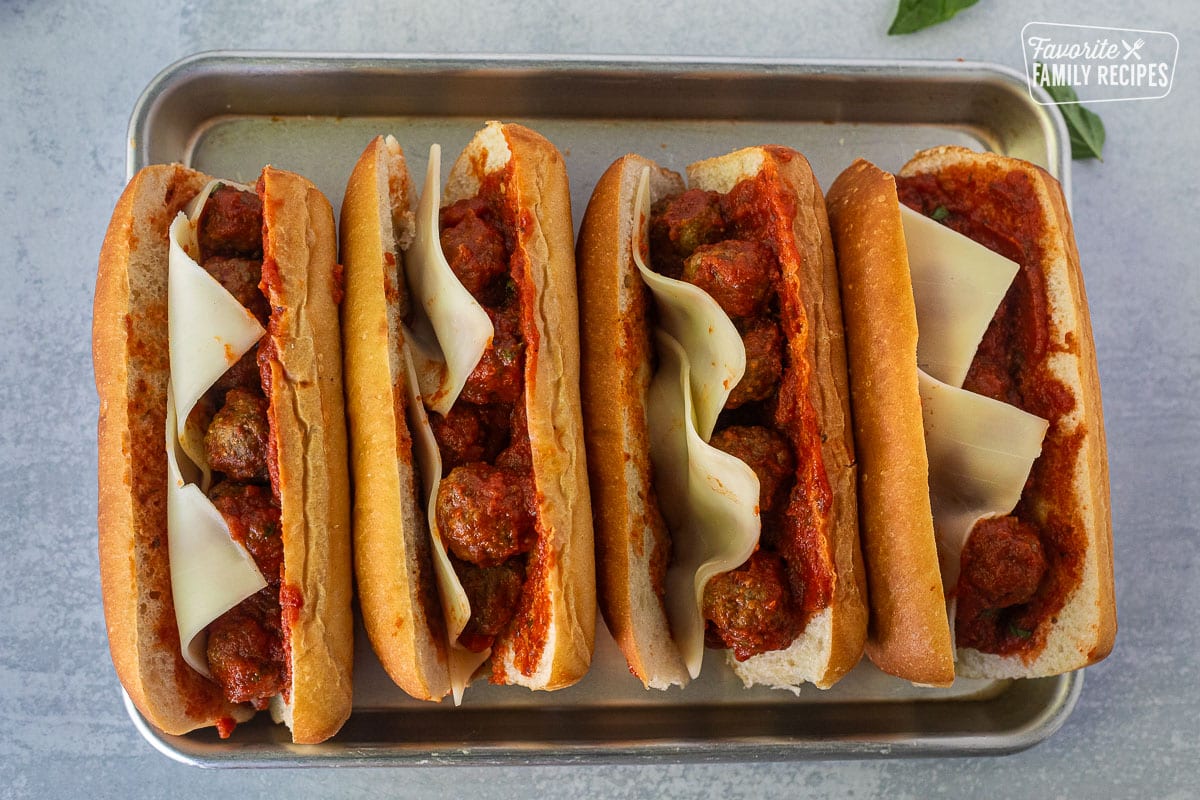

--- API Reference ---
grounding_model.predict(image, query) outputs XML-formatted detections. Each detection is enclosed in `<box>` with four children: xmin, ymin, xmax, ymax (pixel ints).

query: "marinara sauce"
<box><xmin>427</xmin><ymin>167</ymin><xmax>549</xmax><ymax>679</ymax></box>
<box><xmin>184</xmin><ymin>183</ymin><xmax>289</xmax><ymax>711</ymax></box>
<box><xmin>648</xmin><ymin>156</ymin><xmax>835</xmax><ymax>661</ymax></box>
<box><xmin>897</xmin><ymin>165</ymin><xmax>1086</xmax><ymax>659</ymax></box>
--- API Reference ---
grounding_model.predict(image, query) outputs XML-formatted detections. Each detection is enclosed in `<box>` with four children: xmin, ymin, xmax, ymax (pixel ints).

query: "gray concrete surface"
<box><xmin>1</xmin><ymin>1</ymin><xmax>1195</xmax><ymax>797</ymax></box>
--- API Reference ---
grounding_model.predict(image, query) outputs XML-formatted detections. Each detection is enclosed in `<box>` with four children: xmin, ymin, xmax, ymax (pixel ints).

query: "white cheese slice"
<box><xmin>648</xmin><ymin>331</ymin><xmax>760</xmax><ymax>679</ymax></box>
<box><xmin>633</xmin><ymin>167</ymin><xmax>745</xmax><ymax>441</ymax></box>
<box><xmin>402</xmin><ymin>143</ymin><xmax>494</xmax><ymax>416</ymax></box>
<box><xmin>903</xmin><ymin>202</ymin><xmax>1047</xmax><ymax>642</ymax></box>
<box><xmin>166</xmin><ymin>383</ymin><xmax>267</xmax><ymax>678</ymax></box>
<box><xmin>165</xmin><ymin>181</ymin><xmax>269</xmax><ymax>678</ymax></box>
<box><xmin>918</xmin><ymin>370</ymin><xmax>1048</xmax><ymax>633</ymax></box>
<box><xmin>399</xmin><ymin>341</ymin><xmax>489</xmax><ymax>704</ymax></box>
<box><xmin>182</xmin><ymin>178</ymin><xmax>252</xmax><ymax>222</ymax></box>
<box><xmin>167</xmin><ymin>203</ymin><xmax>266</xmax><ymax>487</ymax></box>
<box><xmin>901</xmin><ymin>205</ymin><xmax>1020</xmax><ymax>388</ymax></box>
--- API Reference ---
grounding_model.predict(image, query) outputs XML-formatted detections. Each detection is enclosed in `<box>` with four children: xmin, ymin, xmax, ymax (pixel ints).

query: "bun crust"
<box><xmin>577</xmin><ymin>155</ymin><xmax>690</xmax><ymax>690</ymax></box>
<box><xmin>578</xmin><ymin>147</ymin><xmax>867</xmax><ymax>691</ymax></box>
<box><xmin>827</xmin><ymin>148</ymin><xmax>1114</xmax><ymax>682</ymax></box>
<box><xmin>444</xmin><ymin>123</ymin><xmax>595</xmax><ymax>690</ymax></box>
<box><xmin>258</xmin><ymin>167</ymin><xmax>354</xmax><ymax>742</ymax></box>
<box><xmin>688</xmin><ymin>147</ymin><xmax>866</xmax><ymax>690</ymax></box>
<box><xmin>95</xmin><ymin>164</ymin><xmax>353</xmax><ymax>741</ymax></box>
<box><xmin>898</xmin><ymin>147</ymin><xmax>1115</xmax><ymax>678</ymax></box>
<box><xmin>826</xmin><ymin>159</ymin><xmax>955</xmax><ymax>686</ymax></box>
<box><xmin>340</xmin><ymin>137</ymin><xmax>451</xmax><ymax>702</ymax></box>
<box><xmin>95</xmin><ymin>164</ymin><xmax>252</xmax><ymax>734</ymax></box>
<box><xmin>345</xmin><ymin>123</ymin><xmax>595</xmax><ymax>694</ymax></box>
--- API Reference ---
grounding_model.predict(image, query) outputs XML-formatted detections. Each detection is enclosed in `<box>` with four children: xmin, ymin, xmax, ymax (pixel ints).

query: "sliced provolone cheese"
<box><xmin>166</xmin><ymin>383</ymin><xmax>267</xmax><ymax>678</ymax></box>
<box><xmin>167</xmin><ymin>199</ymin><xmax>266</xmax><ymax>486</ymax></box>
<box><xmin>182</xmin><ymin>178</ymin><xmax>251</xmax><ymax>223</ymax></box>
<box><xmin>901</xmin><ymin>205</ymin><xmax>1020</xmax><ymax>388</ymax></box>
<box><xmin>648</xmin><ymin>331</ymin><xmax>760</xmax><ymax>679</ymax></box>
<box><xmin>400</xmin><ymin>341</ymin><xmax>489</xmax><ymax>704</ymax></box>
<box><xmin>633</xmin><ymin>167</ymin><xmax>744</xmax><ymax>441</ymax></box>
<box><xmin>903</xmin><ymin>201</ymin><xmax>1047</xmax><ymax>642</ymax></box>
<box><xmin>919</xmin><ymin>369</ymin><xmax>1048</xmax><ymax>606</ymax></box>
<box><xmin>165</xmin><ymin>181</ymin><xmax>269</xmax><ymax>677</ymax></box>
<box><xmin>402</xmin><ymin>143</ymin><xmax>494</xmax><ymax>416</ymax></box>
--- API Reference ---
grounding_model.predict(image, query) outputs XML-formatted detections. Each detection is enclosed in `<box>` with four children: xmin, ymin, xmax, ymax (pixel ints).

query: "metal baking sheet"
<box><xmin>122</xmin><ymin>53</ymin><xmax>1081</xmax><ymax>766</ymax></box>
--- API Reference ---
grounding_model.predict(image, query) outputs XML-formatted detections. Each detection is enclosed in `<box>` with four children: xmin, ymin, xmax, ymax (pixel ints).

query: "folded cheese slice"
<box><xmin>402</xmin><ymin>143</ymin><xmax>494</xmax><ymax>416</ymax></box>
<box><xmin>393</xmin><ymin>144</ymin><xmax>502</xmax><ymax>702</ymax></box>
<box><xmin>901</xmin><ymin>206</ymin><xmax>1019</xmax><ymax>388</ymax></box>
<box><xmin>164</xmin><ymin>184</ymin><xmax>268</xmax><ymax>677</ymax></box>
<box><xmin>906</xmin><ymin>206</ymin><xmax>1048</xmax><ymax>639</ymax></box>
<box><xmin>166</xmin><ymin>384</ymin><xmax>267</xmax><ymax>677</ymax></box>
<box><xmin>400</xmin><ymin>340</ymin><xmax>490</xmax><ymax>704</ymax></box>
<box><xmin>631</xmin><ymin>167</ymin><xmax>762</xmax><ymax>678</ymax></box>
<box><xmin>632</xmin><ymin>167</ymin><xmax>744</xmax><ymax>441</ymax></box>
<box><xmin>919</xmin><ymin>370</ymin><xmax>1049</xmax><ymax>592</ymax></box>
<box><xmin>167</xmin><ymin>198</ymin><xmax>266</xmax><ymax>487</ymax></box>
<box><xmin>648</xmin><ymin>331</ymin><xmax>760</xmax><ymax>679</ymax></box>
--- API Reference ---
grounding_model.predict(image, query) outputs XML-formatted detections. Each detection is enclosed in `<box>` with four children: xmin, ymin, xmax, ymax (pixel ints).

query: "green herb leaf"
<box><xmin>931</xmin><ymin>205</ymin><xmax>950</xmax><ymax>221</ymax></box>
<box><xmin>1008</xmin><ymin>623</ymin><xmax>1033</xmax><ymax>639</ymax></box>
<box><xmin>1041</xmin><ymin>74</ymin><xmax>1106</xmax><ymax>161</ymax></box>
<box><xmin>888</xmin><ymin>0</ymin><xmax>979</xmax><ymax>35</ymax></box>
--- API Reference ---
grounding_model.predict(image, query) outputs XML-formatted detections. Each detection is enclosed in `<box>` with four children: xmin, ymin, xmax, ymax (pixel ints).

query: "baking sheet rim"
<box><xmin>127</xmin><ymin>51</ymin><xmax>1071</xmax><ymax>203</ymax></box>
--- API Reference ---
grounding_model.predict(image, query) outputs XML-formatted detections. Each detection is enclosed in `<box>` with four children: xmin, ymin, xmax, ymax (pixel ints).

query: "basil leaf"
<box><xmin>931</xmin><ymin>205</ymin><xmax>950</xmax><ymax>221</ymax></box>
<box><xmin>1008</xmin><ymin>623</ymin><xmax>1033</xmax><ymax>639</ymax></box>
<box><xmin>1041</xmin><ymin>75</ymin><xmax>1107</xmax><ymax>161</ymax></box>
<box><xmin>888</xmin><ymin>0</ymin><xmax>979</xmax><ymax>35</ymax></box>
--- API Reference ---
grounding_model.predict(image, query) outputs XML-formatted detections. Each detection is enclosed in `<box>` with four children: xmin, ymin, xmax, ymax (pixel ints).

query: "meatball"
<box><xmin>649</xmin><ymin>189</ymin><xmax>727</xmax><ymax>277</ymax></box>
<box><xmin>429</xmin><ymin>402</ymin><xmax>510</xmax><ymax>474</ymax></box>
<box><xmin>960</xmin><ymin>516</ymin><xmax>1048</xmax><ymax>608</ymax></box>
<box><xmin>703</xmin><ymin>550</ymin><xmax>799</xmax><ymax>660</ymax></box>
<box><xmin>436</xmin><ymin>464</ymin><xmax>535</xmax><ymax>568</ymax></box>
<box><xmin>210</xmin><ymin>481</ymin><xmax>282</xmax><ymax>583</ymax></box>
<box><xmin>205</xmin><ymin>388</ymin><xmax>270</xmax><ymax>482</ymax></box>
<box><xmin>213</xmin><ymin>346</ymin><xmax>262</xmax><ymax>396</ymax></box>
<box><xmin>205</xmin><ymin>589</ymin><xmax>284</xmax><ymax>708</ymax></box>
<box><xmin>719</xmin><ymin>178</ymin><xmax>773</xmax><ymax>237</ymax></box>
<box><xmin>494</xmin><ymin>401</ymin><xmax>531</xmax><ymax>472</ymax></box>
<box><xmin>709</xmin><ymin>425</ymin><xmax>795</xmax><ymax>516</ymax></box>
<box><xmin>727</xmin><ymin>318</ymin><xmax>784</xmax><ymax>408</ymax></box>
<box><xmin>455</xmin><ymin>557</ymin><xmax>526</xmax><ymax>651</ymax></box>
<box><xmin>203</xmin><ymin>255</ymin><xmax>269</xmax><ymax>325</ymax></box>
<box><xmin>440</xmin><ymin>194</ymin><xmax>494</xmax><ymax>229</ymax></box>
<box><xmin>460</xmin><ymin>303</ymin><xmax>524</xmax><ymax>405</ymax></box>
<box><xmin>440</xmin><ymin>196</ymin><xmax>509</xmax><ymax>303</ymax></box>
<box><xmin>680</xmin><ymin>239</ymin><xmax>776</xmax><ymax>319</ymax></box>
<box><xmin>198</xmin><ymin>185</ymin><xmax>263</xmax><ymax>259</ymax></box>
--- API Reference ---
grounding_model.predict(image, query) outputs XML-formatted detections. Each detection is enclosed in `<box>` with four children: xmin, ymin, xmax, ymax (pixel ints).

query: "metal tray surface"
<box><xmin>123</xmin><ymin>53</ymin><xmax>1081</xmax><ymax>766</ymax></box>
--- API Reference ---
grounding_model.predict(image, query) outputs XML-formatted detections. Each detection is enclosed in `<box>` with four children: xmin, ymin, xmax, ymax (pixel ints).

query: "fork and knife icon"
<box><xmin>1121</xmin><ymin>38</ymin><xmax>1145</xmax><ymax>61</ymax></box>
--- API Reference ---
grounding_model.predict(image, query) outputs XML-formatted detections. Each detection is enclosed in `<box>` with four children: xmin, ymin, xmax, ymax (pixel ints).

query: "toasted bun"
<box><xmin>96</xmin><ymin>164</ymin><xmax>253</xmax><ymax>735</ymax></box>
<box><xmin>578</xmin><ymin>147</ymin><xmax>866</xmax><ymax>691</ymax></box>
<box><xmin>577</xmin><ymin>155</ymin><xmax>690</xmax><ymax>690</ymax></box>
<box><xmin>687</xmin><ymin>147</ymin><xmax>866</xmax><ymax>690</ymax></box>
<box><xmin>339</xmin><ymin>137</ymin><xmax>451</xmax><ymax>701</ymax></box>
<box><xmin>898</xmin><ymin>147</ymin><xmax>1115</xmax><ymax>678</ymax></box>
<box><xmin>826</xmin><ymin>159</ymin><xmax>955</xmax><ymax>687</ymax></box>
<box><xmin>256</xmin><ymin>167</ymin><xmax>354</xmax><ymax>742</ymax></box>
<box><xmin>95</xmin><ymin>164</ymin><xmax>353</xmax><ymax>742</ymax></box>
<box><xmin>444</xmin><ymin>122</ymin><xmax>596</xmax><ymax>690</ymax></box>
